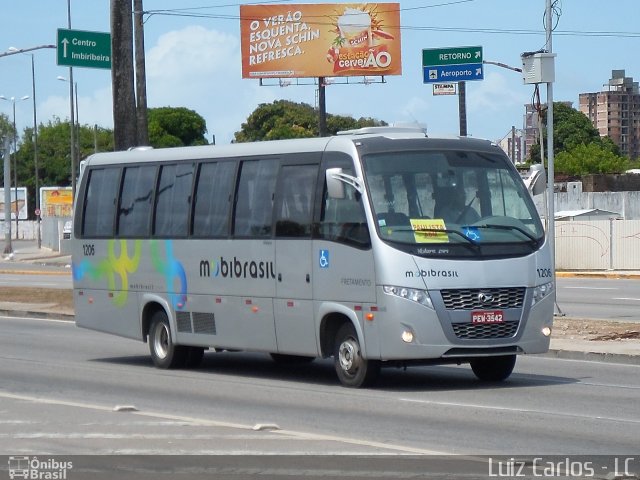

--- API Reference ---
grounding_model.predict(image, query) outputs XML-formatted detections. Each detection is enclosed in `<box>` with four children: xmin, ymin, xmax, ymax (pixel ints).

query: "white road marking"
<box><xmin>399</xmin><ymin>397</ymin><xmax>640</xmax><ymax>424</ymax></box>
<box><xmin>0</xmin><ymin>391</ymin><xmax>446</xmax><ymax>455</ymax></box>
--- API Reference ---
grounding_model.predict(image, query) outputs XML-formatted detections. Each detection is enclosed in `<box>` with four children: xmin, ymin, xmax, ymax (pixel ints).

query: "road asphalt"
<box><xmin>1</xmin><ymin>240</ymin><xmax>639</xmax><ymax>365</ymax></box>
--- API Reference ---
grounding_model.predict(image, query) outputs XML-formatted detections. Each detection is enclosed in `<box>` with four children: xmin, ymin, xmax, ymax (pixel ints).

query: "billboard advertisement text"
<box><xmin>240</xmin><ymin>3</ymin><xmax>401</xmax><ymax>79</ymax></box>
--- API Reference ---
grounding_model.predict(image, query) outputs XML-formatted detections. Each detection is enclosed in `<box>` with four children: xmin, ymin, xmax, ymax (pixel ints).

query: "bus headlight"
<box><xmin>532</xmin><ymin>281</ymin><xmax>554</xmax><ymax>306</ymax></box>
<box><xmin>383</xmin><ymin>285</ymin><xmax>434</xmax><ymax>309</ymax></box>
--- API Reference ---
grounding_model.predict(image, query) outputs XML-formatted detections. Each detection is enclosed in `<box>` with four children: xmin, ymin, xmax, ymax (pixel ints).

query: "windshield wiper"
<box><xmin>477</xmin><ymin>224</ymin><xmax>541</xmax><ymax>247</ymax></box>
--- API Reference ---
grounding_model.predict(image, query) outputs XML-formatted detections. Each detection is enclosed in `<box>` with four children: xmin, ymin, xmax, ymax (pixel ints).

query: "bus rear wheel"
<box><xmin>470</xmin><ymin>355</ymin><xmax>516</xmax><ymax>382</ymax></box>
<box><xmin>333</xmin><ymin>323</ymin><xmax>380</xmax><ymax>388</ymax></box>
<box><xmin>149</xmin><ymin>310</ymin><xmax>187</xmax><ymax>369</ymax></box>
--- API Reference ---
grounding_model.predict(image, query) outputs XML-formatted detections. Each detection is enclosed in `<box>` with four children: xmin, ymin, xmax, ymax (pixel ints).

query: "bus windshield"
<box><xmin>362</xmin><ymin>149</ymin><xmax>545</xmax><ymax>256</ymax></box>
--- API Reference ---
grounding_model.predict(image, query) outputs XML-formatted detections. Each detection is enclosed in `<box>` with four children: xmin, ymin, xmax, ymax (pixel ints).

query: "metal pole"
<box><xmin>318</xmin><ymin>77</ymin><xmax>327</xmax><ymax>137</ymax></box>
<box><xmin>3</xmin><ymin>137</ymin><xmax>11</xmax><ymax>254</ymax></box>
<box><xmin>68</xmin><ymin>0</ymin><xmax>77</xmax><ymax>199</ymax></box>
<box><xmin>12</xmin><ymin>101</ymin><xmax>18</xmax><ymax>239</ymax></box>
<box><xmin>545</xmin><ymin>0</ymin><xmax>555</xmax><ymax>279</ymax></box>
<box><xmin>458</xmin><ymin>81</ymin><xmax>467</xmax><ymax>136</ymax></box>
<box><xmin>30</xmin><ymin>54</ymin><xmax>41</xmax><ymax>249</ymax></box>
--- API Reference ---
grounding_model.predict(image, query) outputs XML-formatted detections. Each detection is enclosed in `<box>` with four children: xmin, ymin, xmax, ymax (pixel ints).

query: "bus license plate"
<box><xmin>471</xmin><ymin>310</ymin><xmax>504</xmax><ymax>323</ymax></box>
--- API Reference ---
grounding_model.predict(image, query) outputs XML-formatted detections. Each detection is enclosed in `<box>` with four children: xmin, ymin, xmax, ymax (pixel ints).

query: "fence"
<box><xmin>555</xmin><ymin>219</ymin><xmax>640</xmax><ymax>270</ymax></box>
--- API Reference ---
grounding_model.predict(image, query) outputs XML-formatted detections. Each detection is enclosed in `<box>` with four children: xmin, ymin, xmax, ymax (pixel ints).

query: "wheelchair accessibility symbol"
<box><xmin>319</xmin><ymin>250</ymin><xmax>330</xmax><ymax>268</ymax></box>
<box><xmin>463</xmin><ymin>227</ymin><xmax>481</xmax><ymax>241</ymax></box>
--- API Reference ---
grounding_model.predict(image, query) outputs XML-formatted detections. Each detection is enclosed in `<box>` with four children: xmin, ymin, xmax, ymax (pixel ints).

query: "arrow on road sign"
<box><xmin>61</xmin><ymin>38</ymin><xmax>69</xmax><ymax>58</ymax></box>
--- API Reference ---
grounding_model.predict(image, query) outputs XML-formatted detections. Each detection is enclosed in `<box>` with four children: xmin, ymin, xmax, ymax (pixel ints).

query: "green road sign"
<box><xmin>57</xmin><ymin>28</ymin><xmax>111</xmax><ymax>69</ymax></box>
<box><xmin>422</xmin><ymin>46</ymin><xmax>482</xmax><ymax>67</ymax></box>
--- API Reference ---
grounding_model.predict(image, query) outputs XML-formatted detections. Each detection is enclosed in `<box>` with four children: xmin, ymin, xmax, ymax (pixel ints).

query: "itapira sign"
<box><xmin>422</xmin><ymin>46</ymin><xmax>483</xmax><ymax>84</ymax></box>
<box><xmin>57</xmin><ymin>28</ymin><xmax>111</xmax><ymax>69</ymax></box>
<box><xmin>240</xmin><ymin>3</ymin><xmax>402</xmax><ymax>78</ymax></box>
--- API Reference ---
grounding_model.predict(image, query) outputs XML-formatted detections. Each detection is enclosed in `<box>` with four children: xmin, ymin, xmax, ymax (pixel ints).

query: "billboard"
<box><xmin>240</xmin><ymin>3</ymin><xmax>401</xmax><ymax>79</ymax></box>
<box><xmin>40</xmin><ymin>187</ymin><xmax>73</xmax><ymax>218</ymax></box>
<box><xmin>0</xmin><ymin>187</ymin><xmax>28</xmax><ymax>220</ymax></box>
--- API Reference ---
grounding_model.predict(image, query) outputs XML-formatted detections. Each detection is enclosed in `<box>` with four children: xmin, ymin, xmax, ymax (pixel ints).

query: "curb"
<box><xmin>555</xmin><ymin>271</ymin><xmax>640</xmax><ymax>279</ymax></box>
<box><xmin>544</xmin><ymin>349</ymin><xmax>640</xmax><ymax>366</ymax></box>
<box><xmin>0</xmin><ymin>309</ymin><xmax>75</xmax><ymax>322</ymax></box>
<box><xmin>0</xmin><ymin>269</ymin><xmax>70</xmax><ymax>276</ymax></box>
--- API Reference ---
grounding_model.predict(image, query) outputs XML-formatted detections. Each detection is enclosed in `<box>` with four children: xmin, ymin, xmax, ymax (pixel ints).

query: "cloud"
<box><xmin>467</xmin><ymin>71</ymin><xmax>526</xmax><ymax>112</ymax></box>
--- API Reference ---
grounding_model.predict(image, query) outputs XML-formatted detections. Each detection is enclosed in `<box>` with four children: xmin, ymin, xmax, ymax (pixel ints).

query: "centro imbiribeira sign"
<box><xmin>57</xmin><ymin>28</ymin><xmax>111</xmax><ymax>69</ymax></box>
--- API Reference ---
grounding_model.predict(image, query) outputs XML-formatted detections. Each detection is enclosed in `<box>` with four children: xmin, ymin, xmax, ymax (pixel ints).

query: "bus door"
<box><xmin>273</xmin><ymin>160</ymin><xmax>319</xmax><ymax>355</ymax></box>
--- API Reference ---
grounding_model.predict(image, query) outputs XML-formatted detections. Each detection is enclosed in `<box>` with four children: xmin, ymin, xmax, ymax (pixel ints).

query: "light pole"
<box><xmin>57</xmin><ymin>76</ymin><xmax>79</xmax><ymax>197</ymax></box>
<box><xmin>8</xmin><ymin>47</ymin><xmax>41</xmax><ymax>248</ymax></box>
<box><xmin>0</xmin><ymin>94</ymin><xmax>29</xmax><ymax>239</ymax></box>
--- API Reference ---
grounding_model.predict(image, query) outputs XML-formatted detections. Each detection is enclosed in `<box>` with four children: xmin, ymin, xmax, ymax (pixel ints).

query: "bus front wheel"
<box><xmin>470</xmin><ymin>355</ymin><xmax>516</xmax><ymax>382</ymax></box>
<box><xmin>149</xmin><ymin>310</ymin><xmax>187</xmax><ymax>369</ymax></box>
<box><xmin>333</xmin><ymin>323</ymin><xmax>380</xmax><ymax>388</ymax></box>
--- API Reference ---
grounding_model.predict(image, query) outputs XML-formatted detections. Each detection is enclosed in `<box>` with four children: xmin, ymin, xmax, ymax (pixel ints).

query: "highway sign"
<box><xmin>423</xmin><ymin>64</ymin><xmax>484</xmax><ymax>84</ymax></box>
<box><xmin>57</xmin><ymin>28</ymin><xmax>111</xmax><ymax>69</ymax></box>
<box><xmin>422</xmin><ymin>45</ymin><xmax>483</xmax><ymax>84</ymax></box>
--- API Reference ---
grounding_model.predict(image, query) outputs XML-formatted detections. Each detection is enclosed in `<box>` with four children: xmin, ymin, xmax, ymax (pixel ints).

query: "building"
<box><xmin>579</xmin><ymin>70</ymin><xmax>640</xmax><ymax>160</ymax></box>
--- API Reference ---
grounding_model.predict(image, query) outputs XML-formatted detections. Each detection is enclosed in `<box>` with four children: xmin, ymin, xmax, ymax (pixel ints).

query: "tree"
<box><xmin>529</xmin><ymin>102</ymin><xmax>625</xmax><ymax>174</ymax></box>
<box><xmin>147</xmin><ymin>107</ymin><xmax>208</xmax><ymax>148</ymax></box>
<box><xmin>234</xmin><ymin>100</ymin><xmax>386</xmax><ymax>142</ymax></box>
<box><xmin>15</xmin><ymin>118</ymin><xmax>115</xmax><ymax>219</ymax></box>
<box><xmin>555</xmin><ymin>143</ymin><xmax>629</xmax><ymax>176</ymax></box>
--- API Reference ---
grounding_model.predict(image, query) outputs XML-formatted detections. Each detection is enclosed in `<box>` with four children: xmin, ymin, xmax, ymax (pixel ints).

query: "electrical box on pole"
<box><xmin>521</xmin><ymin>52</ymin><xmax>556</xmax><ymax>84</ymax></box>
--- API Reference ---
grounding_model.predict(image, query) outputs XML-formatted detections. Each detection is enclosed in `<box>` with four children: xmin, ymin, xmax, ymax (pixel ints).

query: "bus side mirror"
<box><xmin>326</xmin><ymin>168</ymin><xmax>346</xmax><ymax>199</ymax></box>
<box><xmin>525</xmin><ymin>164</ymin><xmax>546</xmax><ymax>196</ymax></box>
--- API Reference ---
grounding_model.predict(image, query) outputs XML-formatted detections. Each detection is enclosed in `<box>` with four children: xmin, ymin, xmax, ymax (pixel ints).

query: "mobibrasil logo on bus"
<box><xmin>199</xmin><ymin>256</ymin><xmax>276</xmax><ymax>279</ymax></box>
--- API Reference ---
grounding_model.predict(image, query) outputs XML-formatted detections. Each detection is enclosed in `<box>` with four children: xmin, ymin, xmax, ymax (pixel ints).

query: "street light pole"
<box><xmin>0</xmin><ymin>95</ymin><xmax>29</xmax><ymax>239</ymax></box>
<box><xmin>67</xmin><ymin>0</ymin><xmax>77</xmax><ymax>199</ymax></box>
<box><xmin>30</xmin><ymin>53</ymin><xmax>41</xmax><ymax>249</ymax></box>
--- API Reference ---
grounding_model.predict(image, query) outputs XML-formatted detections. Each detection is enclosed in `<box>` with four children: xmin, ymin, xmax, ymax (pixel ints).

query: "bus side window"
<box><xmin>234</xmin><ymin>159</ymin><xmax>278</xmax><ymax>237</ymax></box>
<box><xmin>82</xmin><ymin>167</ymin><xmax>120</xmax><ymax>238</ymax></box>
<box><xmin>154</xmin><ymin>162</ymin><xmax>194</xmax><ymax>237</ymax></box>
<box><xmin>117</xmin><ymin>165</ymin><xmax>156</xmax><ymax>237</ymax></box>
<box><xmin>319</xmin><ymin>179</ymin><xmax>370</xmax><ymax>248</ymax></box>
<box><xmin>192</xmin><ymin>161</ymin><xmax>235</xmax><ymax>237</ymax></box>
<box><xmin>275</xmin><ymin>164</ymin><xmax>317</xmax><ymax>238</ymax></box>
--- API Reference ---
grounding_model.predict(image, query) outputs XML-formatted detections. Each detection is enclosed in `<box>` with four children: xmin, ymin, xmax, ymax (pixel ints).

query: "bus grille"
<box><xmin>193</xmin><ymin>312</ymin><xmax>217</xmax><ymax>335</ymax></box>
<box><xmin>440</xmin><ymin>287</ymin><xmax>525</xmax><ymax>310</ymax></box>
<box><xmin>452</xmin><ymin>321</ymin><xmax>519</xmax><ymax>339</ymax></box>
<box><xmin>176</xmin><ymin>311</ymin><xmax>192</xmax><ymax>332</ymax></box>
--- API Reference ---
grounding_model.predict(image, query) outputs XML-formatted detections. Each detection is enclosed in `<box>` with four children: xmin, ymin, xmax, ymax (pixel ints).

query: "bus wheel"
<box><xmin>333</xmin><ymin>323</ymin><xmax>380</xmax><ymax>388</ymax></box>
<box><xmin>270</xmin><ymin>353</ymin><xmax>315</xmax><ymax>365</ymax></box>
<box><xmin>470</xmin><ymin>355</ymin><xmax>516</xmax><ymax>382</ymax></box>
<box><xmin>149</xmin><ymin>310</ymin><xmax>187</xmax><ymax>369</ymax></box>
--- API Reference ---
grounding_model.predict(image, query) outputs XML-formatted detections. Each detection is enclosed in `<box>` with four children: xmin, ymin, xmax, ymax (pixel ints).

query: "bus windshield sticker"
<box><xmin>463</xmin><ymin>226</ymin><xmax>481</xmax><ymax>242</ymax></box>
<box><xmin>409</xmin><ymin>218</ymin><xmax>449</xmax><ymax>243</ymax></box>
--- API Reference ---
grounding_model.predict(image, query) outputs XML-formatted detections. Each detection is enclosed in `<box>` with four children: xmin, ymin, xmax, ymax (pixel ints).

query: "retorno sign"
<box><xmin>240</xmin><ymin>3</ymin><xmax>402</xmax><ymax>78</ymax></box>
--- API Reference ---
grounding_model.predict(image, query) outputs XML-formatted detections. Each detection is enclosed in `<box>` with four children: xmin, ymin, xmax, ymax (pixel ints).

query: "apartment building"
<box><xmin>579</xmin><ymin>70</ymin><xmax>640</xmax><ymax>160</ymax></box>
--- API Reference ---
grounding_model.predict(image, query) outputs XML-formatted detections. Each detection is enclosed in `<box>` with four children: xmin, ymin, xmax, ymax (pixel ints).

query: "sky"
<box><xmin>1</xmin><ymin>0</ymin><xmax>639</xmax><ymax>146</ymax></box>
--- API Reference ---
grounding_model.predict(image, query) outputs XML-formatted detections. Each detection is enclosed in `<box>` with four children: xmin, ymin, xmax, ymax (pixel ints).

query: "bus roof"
<box><xmin>81</xmin><ymin>128</ymin><xmax>500</xmax><ymax>167</ymax></box>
